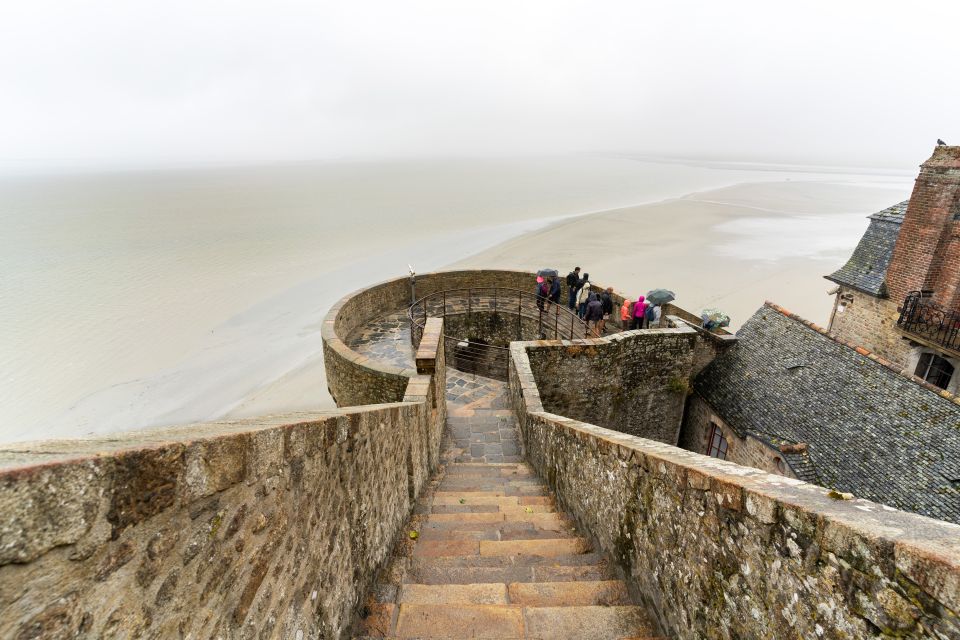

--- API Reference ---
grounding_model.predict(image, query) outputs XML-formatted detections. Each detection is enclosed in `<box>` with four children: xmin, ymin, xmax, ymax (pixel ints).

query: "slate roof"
<box><xmin>825</xmin><ymin>200</ymin><xmax>908</xmax><ymax>297</ymax></box>
<box><xmin>694</xmin><ymin>303</ymin><xmax>960</xmax><ymax>525</ymax></box>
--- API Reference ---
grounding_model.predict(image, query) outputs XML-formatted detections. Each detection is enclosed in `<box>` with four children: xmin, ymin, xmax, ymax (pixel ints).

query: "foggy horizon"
<box><xmin>2</xmin><ymin>1</ymin><xmax>958</xmax><ymax>172</ymax></box>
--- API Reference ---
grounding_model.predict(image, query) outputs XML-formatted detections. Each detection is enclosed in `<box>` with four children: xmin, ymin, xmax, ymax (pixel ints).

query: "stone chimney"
<box><xmin>885</xmin><ymin>145</ymin><xmax>960</xmax><ymax>308</ymax></box>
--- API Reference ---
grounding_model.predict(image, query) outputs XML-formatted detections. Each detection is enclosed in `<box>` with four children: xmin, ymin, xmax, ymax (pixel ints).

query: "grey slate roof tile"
<box><xmin>825</xmin><ymin>200</ymin><xmax>908</xmax><ymax>296</ymax></box>
<box><xmin>694</xmin><ymin>304</ymin><xmax>960</xmax><ymax>524</ymax></box>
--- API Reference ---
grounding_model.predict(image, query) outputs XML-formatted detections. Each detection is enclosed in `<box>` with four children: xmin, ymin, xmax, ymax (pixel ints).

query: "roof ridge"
<box><xmin>762</xmin><ymin>300</ymin><xmax>960</xmax><ymax>407</ymax></box>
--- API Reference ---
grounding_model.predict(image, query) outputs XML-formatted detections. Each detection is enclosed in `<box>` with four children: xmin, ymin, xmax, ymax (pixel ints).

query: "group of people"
<box><xmin>534</xmin><ymin>266</ymin><xmax>662</xmax><ymax>337</ymax></box>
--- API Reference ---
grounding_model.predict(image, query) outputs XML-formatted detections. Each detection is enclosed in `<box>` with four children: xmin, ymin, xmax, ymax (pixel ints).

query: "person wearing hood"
<box><xmin>576</xmin><ymin>273</ymin><xmax>591</xmax><ymax>319</ymax></box>
<box><xmin>631</xmin><ymin>295</ymin><xmax>648</xmax><ymax>330</ymax></box>
<box><xmin>547</xmin><ymin>276</ymin><xmax>562</xmax><ymax>311</ymax></box>
<box><xmin>620</xmin><ymin>297</ymin><xmax>633</xmax><ymax>329</ymax></box>
<box><xmin>585</xmin><ymin>292</ymin><xmax>604</xmax><ymax>336</ymax></box>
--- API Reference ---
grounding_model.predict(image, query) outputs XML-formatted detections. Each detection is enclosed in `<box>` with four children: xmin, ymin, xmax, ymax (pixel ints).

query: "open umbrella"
<box><xmin>701</xmin><ymin>308</ymin><xmax>731</xmax><ymax>329</ymax></box>
<box><xmin>646</xmin><ymin>289</ymin><xmax>676</xmax><ymax>306</ymax></box>
<box><xmin>537</xmin><ymin>268</ymin><xmax>559</xmax><ymax>278</ymax></box>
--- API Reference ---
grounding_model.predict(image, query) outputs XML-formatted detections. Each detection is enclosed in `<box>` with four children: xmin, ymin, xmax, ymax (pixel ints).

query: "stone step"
<box><xmin>507</xmin><ymin>580</ymin><xmax>630</xmax><ymax>606</ymax></box>
<box><xmin>398</xmin><ymin>583</ymin><xmax>508</xmax><ymax>605</ymax></box>
<box><xmin>394</xmin><ymin>604</ymin><xmax>524</xmax><ymax>638</ymax></box>
<box><xmin>418</xmin><ymin>523</ymin><xmax>578</xmax><ymax>542</ymax></box>
<box><xmin>420</xmin><ymin>516</ymin><xmax>576</xmax><ymax>534</ymax></box>
<box><xmin>410</xmin><ymin>551</ymin><xmax>606</xmax><ymax>571</ymax></box>
<box><xmin>479</xmin><ymin>538</ymin><xmax>590</xmax><ymax>557</ymax></box>
<box><xmin>525</xmin><ymin>605</ymin><xmax>659</xmax><ymax>640</ymax></box>
<box><xmin>383</xmin><ymin>604</ymin><xmax>658</xmax><ymax>639</ymax></box>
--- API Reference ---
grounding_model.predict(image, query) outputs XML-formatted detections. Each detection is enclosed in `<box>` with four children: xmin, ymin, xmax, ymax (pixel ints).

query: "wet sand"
<box><xmin>453</xmin><ymin>180</ymin><xmax>909</xmax><ymax>332</ymax></box>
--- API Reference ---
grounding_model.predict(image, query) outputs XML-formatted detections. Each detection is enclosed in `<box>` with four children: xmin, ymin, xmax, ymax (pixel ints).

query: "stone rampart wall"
<box><xmin>0</xmin><ymin>326</ymin><xmax>447</xmax><ymax>640</ymax></box>
<box><xmin>520</xmin><ymin>327</ymin><xmax>696</xmax><ymax>445</ymax></box>
<box><xmin>509</xmin><ymin>343</ymin><xmax>960</xmax><ymax>640</ymax></box>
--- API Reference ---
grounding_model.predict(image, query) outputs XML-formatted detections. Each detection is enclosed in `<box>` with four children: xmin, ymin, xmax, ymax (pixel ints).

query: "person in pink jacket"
<box><xmin>631</xmin><ymin>295</ymin><xmax>648</xmax><ymax>330</ymax></box>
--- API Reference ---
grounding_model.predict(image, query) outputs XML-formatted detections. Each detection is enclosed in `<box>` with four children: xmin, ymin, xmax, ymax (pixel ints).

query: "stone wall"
<box><xmin>519</xmin><ymin>326</ymin><xmax>696</xmax><ymax>446</ymax></box>
<box><xmin>680</xmin><ymin>394</ymin><xmax>797</xmax><ymax>478</ymax></box>
<box><xmin>509</xmin><ymin>346</ymin><xmax>960</xmax><ymax>639</ymax></box>
<box><xmin>828</xmin><ymin>287</ymin><xmax>912</xmax><ymax>366</ymax></box>
<box><xmin>0</xmin><ymin>327</ymin><xmax>447</xmax><ymax>640</ymax></box>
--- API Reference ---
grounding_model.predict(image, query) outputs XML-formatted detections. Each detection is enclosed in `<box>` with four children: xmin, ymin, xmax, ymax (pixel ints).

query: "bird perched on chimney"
<box><xmin>937</xmin><ymin>138</ymin><xmax>948</xmax><ymax>146</ymax></box>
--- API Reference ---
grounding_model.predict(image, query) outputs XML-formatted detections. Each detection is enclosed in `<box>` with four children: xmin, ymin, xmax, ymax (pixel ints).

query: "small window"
<box><xmin>915</xmin><ymin>352</ymin><xmax>955</xmax><ymax>389</ymax></box>
<box><xmin>707</xmin><ymin>423</ymin><xmax>728</xmax><ymax>460</ymax></box>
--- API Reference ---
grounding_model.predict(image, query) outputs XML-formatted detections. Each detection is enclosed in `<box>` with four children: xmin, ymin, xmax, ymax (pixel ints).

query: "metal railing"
<box><xmin>897</xmin><ymin>291</ymin><xmax>960</xmax><ymax>354</ymax></box>
<box><xmin>408</xmin><ymin>287</ymin><xmax>593</xmax><ymax>379</ymax></box>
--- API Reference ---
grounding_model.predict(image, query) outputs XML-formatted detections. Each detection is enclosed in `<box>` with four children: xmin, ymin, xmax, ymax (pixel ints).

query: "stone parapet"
<box><xmin>0</xmin><ymin>323</ymin><xmax>447</xmax><ymax>640</ymax></box>
<box><xmin>322</xmin><ymin>269</ymin><xmax>543</xmax><ymax>406</ymax></box>
<box><xmin>509</xmin><ymin>341</ymin><xmax>960</xmax><ymax>639</ymax></box>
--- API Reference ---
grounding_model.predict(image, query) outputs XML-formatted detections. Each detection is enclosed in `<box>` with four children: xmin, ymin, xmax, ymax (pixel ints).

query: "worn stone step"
<box><xmin>411</xmin><ymin>551</ymin><xmax>606</xmax><ymax>571</ymax></box>
<box><xmin>497</xmin><ymin>504</ymin><xmax>556</xmax><ymax>514</ymax></box>
<box><xmin>507</xmin><ymin>580</ymin><xmax>630</xmax><ymax>606</ymax></box>
<box><xmin>407</xmin><ymin>561</ymin><xmax>616</xmax><ymax>586</ymax></box>
<box><xmin>428</xmin><ymin>512</ymin><xmax>504</xmax><ymax>524</ymax></box>
<box><xmin>430</xmin><ymin>504</ymin><xmax>501</xmax><ymax>514</ymax></box>
<box><xmin>398</xmin><ymin>583</ymin><xmax>508</xmax><ymax>605</ymax></box>
<box><xmin>394</xmin><ymin>604</ymin><xmax>524</xmax><ymax>638</ymax></box>
<box><xmin>479</xmin><ymin>538</ymin><xmax>590</xmax><ymax>557</ymax></box>
<box><xmin>420</xmin><ymin>519</ymin><xmax>576</xmax><ymax>536</ymax></box>
<box><xmin>411</xmin><ymin>539</ymin><xmax>479</xmax><ymax>558</ymax></box>
<box><xmin>523</xmin><ymin>605</ymin><xmax>658</xmax><ymax>640</ymax></box>
<box><xmin>433</xmin><ymin>495</ymin><xmax>522</xmax><ymax>506</ymax></box>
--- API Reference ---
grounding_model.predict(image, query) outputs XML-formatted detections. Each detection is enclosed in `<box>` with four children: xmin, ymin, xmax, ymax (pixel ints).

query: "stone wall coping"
<box><xmin>527</xmin><ymin>408</ymin><xmax>960</xmax><ymax>610</ymax></box>
<box><xmin>665</xmin><ymin>314</ymin><xmax>739</xmax><ymax>346</ymax></box>
<box><xmin>509</xmin><ymin>334</ymin><xmax>960</xmax><ymax>613</ymax></box>
<box><xmin>764</xmin><ymin>300</ymin><xmax>960</xmax><ymax>406</ymax></box>
<box><xmin>0</xmin><ymin>404</ymin><xmax>414</xmax><ymax>474</ymax></box>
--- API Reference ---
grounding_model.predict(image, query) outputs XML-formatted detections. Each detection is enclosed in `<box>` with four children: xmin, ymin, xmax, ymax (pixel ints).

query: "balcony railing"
<box><xmin>896</xmin><ymin>291</ymin><xmax>960</xmax><ymax>354</ymax></box>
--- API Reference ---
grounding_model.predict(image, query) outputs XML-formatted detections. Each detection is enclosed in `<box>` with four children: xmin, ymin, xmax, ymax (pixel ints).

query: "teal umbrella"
<box><xmin>646</xmin><ymin>289</ymin><xmax>675</xmax><ymax>305</ymax></box>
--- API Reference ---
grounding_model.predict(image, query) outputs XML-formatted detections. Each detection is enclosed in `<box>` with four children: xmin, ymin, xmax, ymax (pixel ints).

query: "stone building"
<box><xmin>681</xmin><ymin>302</ymin><xmax>960</xmax><ymax>525</ymax></box>
<box><xmin>825</xmin><ymin>144</ymin><xmax>960</xmax><ymax>393</ymax></box>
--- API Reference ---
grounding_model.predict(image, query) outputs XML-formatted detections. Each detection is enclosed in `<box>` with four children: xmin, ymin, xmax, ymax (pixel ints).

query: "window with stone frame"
<box><xmin>915</xmin><ymin>352</ymin><xmax>955</xmax><ymax>389</ymax></box>
<box><xmin>707</xmin><ymin>423</ymin><xmax>728</xmax><ymax>460</ymax></box>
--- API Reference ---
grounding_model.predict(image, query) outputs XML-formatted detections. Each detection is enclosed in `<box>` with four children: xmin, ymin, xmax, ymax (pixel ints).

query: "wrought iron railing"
<box><xmin>897</xmin><ymin>291</ymin><xmax>960</xmax><ymax>354</ymax></box>
<box><xmin>408</xmin><ymin>287</ymin><xmax>593</xmax><ymax>379</ymax></box>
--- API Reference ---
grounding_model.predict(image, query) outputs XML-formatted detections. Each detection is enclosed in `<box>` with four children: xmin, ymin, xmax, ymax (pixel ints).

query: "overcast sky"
<box><xmin>1</xmin><ymin>1</ymin><xmax>958</xmax><ymax>170</ymax></box>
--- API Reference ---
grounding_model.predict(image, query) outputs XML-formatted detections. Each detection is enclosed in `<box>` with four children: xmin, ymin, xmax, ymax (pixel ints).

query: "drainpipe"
<box><xmin>826</xmin><ymin>285</ymin><xmax>840</xmax><ymax>333</ymax></box>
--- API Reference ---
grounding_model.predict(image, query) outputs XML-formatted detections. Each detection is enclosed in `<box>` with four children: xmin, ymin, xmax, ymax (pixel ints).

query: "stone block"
<box><xmin>0</xmin><ymin>458</ymin><xmax>104</xmax><ymax>563</ymax></box>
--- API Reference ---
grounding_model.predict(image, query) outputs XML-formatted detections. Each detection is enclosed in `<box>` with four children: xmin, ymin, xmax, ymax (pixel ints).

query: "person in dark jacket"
<box><xmin>598</xmin><ymin>287</ymin><xmax>614</xmax><ymax>334</ymax></box>
<box><xmin>535</xmin><ymin>276</ymin><xmax>548</xmax><ymax>311</ymax></box>
<box><xmin>547</xmin><ymin>277</ymin><xmax>562</xmax><ymax>311</ymax></box>
<box><xmin>565</xmin><ymin>267</ymin><xmax>581</xmax><ymax>310</ymax></box>
<box><xmin>585</xmin><ymin>293</ymin><xmax>604</xmax><ymax>336</ymax></box>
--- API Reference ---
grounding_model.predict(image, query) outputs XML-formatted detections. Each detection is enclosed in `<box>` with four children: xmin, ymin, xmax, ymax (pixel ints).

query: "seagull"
<box><xmin>937</xmin><ymin>138</ymin><xmax>948</xmax><ymax>146</ymax></box>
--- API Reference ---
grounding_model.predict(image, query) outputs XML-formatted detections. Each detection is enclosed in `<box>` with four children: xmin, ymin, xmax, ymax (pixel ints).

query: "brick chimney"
<box><xmin>885</xmin><ymin>145</ymin><xmax>960</xmax><ymax>308</ymax></box>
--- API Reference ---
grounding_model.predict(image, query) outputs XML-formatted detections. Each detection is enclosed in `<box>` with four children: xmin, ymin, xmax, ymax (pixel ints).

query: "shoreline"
<box><xmin>0</xmin><ymin>160</ymin><xmax>912</xmax><ymax>444</ymax></box>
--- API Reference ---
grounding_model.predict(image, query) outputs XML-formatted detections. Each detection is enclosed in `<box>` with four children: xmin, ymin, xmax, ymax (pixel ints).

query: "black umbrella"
<box><xmin>537</xmin><ymin>268</ymin><xmax>559</xmax><ymax>278</ymax></box>
<box><xmin>646</xmin><ymin>289</ymin><xmax>676</xmax><ymax>305</ymax></box>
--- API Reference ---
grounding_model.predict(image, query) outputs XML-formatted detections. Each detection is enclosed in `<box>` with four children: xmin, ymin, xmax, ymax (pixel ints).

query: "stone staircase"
<box><xmin>356</xmin><ymin>374</ymin><xmax>663</xmax><ymax>639</ymax></box>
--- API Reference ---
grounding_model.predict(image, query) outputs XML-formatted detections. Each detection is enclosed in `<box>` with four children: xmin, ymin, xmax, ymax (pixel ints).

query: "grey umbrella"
<box><xmin>646</xmin><ymin>289</ymin><xmax>676</xmax><ymax>305</ymax></box>
<box><xmin>537</xmin><ymin>268</ymin><xmax>559</xmax><ymax>278</ymax></box>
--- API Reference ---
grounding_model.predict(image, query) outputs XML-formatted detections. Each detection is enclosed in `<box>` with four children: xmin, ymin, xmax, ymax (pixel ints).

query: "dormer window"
<box><xmin>915</xmin><ymin>352</ymin><xmax>955</xmax><ymax>389</ymax></box>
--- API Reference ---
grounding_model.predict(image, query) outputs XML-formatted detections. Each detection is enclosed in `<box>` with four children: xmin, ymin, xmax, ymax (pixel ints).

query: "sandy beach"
<box><xmin>0</xmin><ymin>158</ymin><xmax>912</xmax><ymax>443</ymax></box>
<box><xmin>453</xmin><ymin>180</ymin><xmax>911</xmax><ymax>331</ymax></box>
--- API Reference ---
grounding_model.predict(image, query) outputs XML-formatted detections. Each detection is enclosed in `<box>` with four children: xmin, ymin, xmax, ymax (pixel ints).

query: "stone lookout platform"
<box><xmin>1</xmin><ymin>269</ymin><xmax>958</xmax><ymax>639</ymax></box>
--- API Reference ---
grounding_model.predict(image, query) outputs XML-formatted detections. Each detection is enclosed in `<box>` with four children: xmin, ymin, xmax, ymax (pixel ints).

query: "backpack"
<box><xmin>645</xmin><ymin>304</ymin><xmax>658</xmax><ymax>321</ymax></box>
